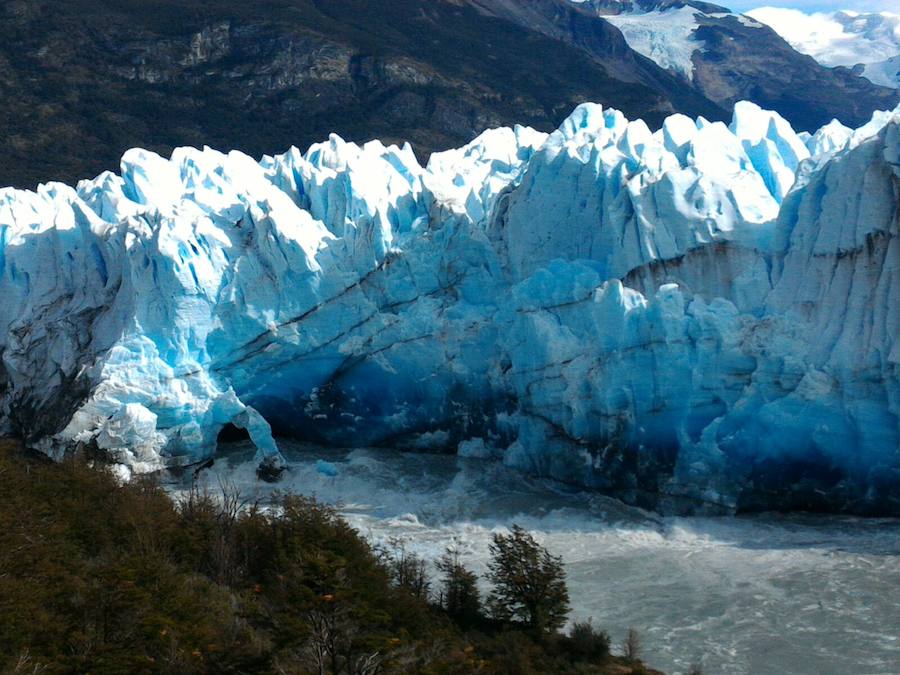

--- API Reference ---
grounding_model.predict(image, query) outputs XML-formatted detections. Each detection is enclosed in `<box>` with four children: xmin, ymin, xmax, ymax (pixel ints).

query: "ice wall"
<box><xmin>0</xmin><ymin>101</ymin><xmax>897</xmax><ymax>513</ymax></box>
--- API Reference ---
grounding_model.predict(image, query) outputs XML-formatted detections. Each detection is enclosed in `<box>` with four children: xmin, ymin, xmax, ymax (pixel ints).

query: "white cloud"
<box><xmin>745</xmin><ymin>6</ymin><xmax>900</xmax><ymax>66</ymax></box>
<box><xmin>743</xmin><ymin>5</ymin><xmax>900</xmax><ymax>87</ymax></box>
<box><xmin>730</xmin><ymin>1</ymin><xmax>899</xmax><ymax>12</ymax></box>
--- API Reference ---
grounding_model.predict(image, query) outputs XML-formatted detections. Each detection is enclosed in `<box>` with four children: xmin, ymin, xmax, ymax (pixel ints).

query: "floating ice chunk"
<box><xmin>316</xmin><ymin>459</ymin><xmax>339</xmax><ymax>477</ymax></box>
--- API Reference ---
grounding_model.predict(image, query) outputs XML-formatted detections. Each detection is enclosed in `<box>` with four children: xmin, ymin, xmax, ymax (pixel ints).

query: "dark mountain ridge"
<box><xmin>1</xmin><ymin>0</ymin><xmax>896</xmax><ymax>189</ymax></box>
<box><xmin>0</xmin><ymin>0</ymin><xmax>722</xmax><ymax>189</ymax></box>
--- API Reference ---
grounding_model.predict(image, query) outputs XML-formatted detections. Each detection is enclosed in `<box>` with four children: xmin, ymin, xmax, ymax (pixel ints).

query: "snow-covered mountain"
<box><xmin>1</xmin><ymin>101</ymin><xmax>898</xmax><ymax>514</ymax></box>
<box><xmin>747</xmin><ymin>8</ymin><xmax>900</xmax><ymax>88</ymax></box>
<box><xmin>571</xmin><ymin>0</ymin><xmax>767</xmax><ymax>81</ymax></box>
<box><xmin>540</xmin><ymin>0</ymin><xmax>900</xmax><ymax>131</ymax></box>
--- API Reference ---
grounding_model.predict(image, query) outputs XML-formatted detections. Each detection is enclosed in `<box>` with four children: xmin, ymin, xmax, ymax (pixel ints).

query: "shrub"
<box><xmin>0</xmin><ymin>441</ymin><xmax>657</xmax><ymax>674</ymax></box>
<box><xmin>567</xmin><ymin>619</ymin><xmax>611</xmax><ymax>663</ymax></box>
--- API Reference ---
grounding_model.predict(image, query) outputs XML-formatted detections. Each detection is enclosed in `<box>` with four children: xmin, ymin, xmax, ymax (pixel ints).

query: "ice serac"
<box><xmin>0</xmin><ymin>100</ymin><xmax>898</xmax><ymax>514</ymax></box>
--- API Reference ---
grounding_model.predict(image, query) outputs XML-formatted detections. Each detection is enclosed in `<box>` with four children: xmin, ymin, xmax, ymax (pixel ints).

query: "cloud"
<box><xmin>729</xmin><ymin>0</ymin><xmax>898</xmax><ymax>12</ymax></box>
<box><xmin>743</xmin><ymin>6</ymin><xmax>900</xmax><ymax>69</ymax></box>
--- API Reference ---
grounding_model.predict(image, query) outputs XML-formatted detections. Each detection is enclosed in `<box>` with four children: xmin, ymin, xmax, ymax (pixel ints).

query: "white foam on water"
<box><xmin>166</xmin><ymin>442</ymin><xmax>900</xmax><ymax>675</ymax></box>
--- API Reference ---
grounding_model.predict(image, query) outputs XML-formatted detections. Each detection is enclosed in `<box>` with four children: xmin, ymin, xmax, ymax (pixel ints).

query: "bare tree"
<box><xmin>303</xmin><ymin>605</ymin><xmax>386</xmax><ymax>675</ymax></box>
<box><xmin>11</xmin><ymin>650</ymin><xmax>47</xmax><ymax>675</ymax></box>
<box><xmin>353</xmin><ymin>650</ymin><xmax>384</xmax><ymax>675</ymax></box>
<box><xmin>622</xmin><ymin>627</ymin><xmax>642</xmax><ymax>661</ymax></box>
<box><xmin>383</xmin><ymin>537</ymin><xmax>431</xmax><ymax>601</ymax></box>
<box><xmin>177</xmin><ymin>475</ymin><xmax>257</xmax><ymax>584</ymax></box>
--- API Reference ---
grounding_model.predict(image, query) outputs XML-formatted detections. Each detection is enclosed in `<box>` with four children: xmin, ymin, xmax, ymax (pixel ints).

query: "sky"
<box><xmin>728</xmin><ymin>0</ymin><xmax>897</xmax><ymax>12</ymax></box>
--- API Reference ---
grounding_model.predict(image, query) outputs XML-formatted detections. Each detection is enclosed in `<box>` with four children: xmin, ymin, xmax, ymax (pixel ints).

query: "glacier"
<box><xmin>0</xmin><ymin>100</ymin><xmax>898</xmax><ymax>514</ymax></box>
<box><xmin>570</xmin><ymin>0</ymin><xmax>768</xmax><ymax>83</ymax></box>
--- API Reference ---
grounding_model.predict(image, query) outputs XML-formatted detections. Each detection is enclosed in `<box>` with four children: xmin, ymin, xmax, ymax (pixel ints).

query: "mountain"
<box><xmin>864</xmin><ymin>56</ymin><xmax>900</xmax><ymax>89</ymax></box>
<box><xmin>1</xmin><ymin>0</ymin><xmax>897</xmax><ymax>191</ymax></box>
<box><xmin>468</xmin><ymin>0</ymin><xmax>899</xmax><ymax>130</ymax></box>
<box><xmin>747</xmin><ymin>8</ymin><xmax>900</xmax><ymax>88</ymax></box>
<box><xmin>0</xmin><ymin>0</ymin><xmax>724</xmax><ymax>190</ymax></box>
<box><xmin>548</xmin><ymin>0</ymin><xmax>899</xmax><ymax>129</ymax></box>
<box><xmin>2</xmin><ymin>99</ymin><xmax>898</xmax><ymax>515</ymax></box>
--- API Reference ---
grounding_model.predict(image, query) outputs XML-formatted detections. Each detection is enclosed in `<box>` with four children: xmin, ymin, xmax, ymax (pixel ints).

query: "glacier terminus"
<box><xmin>1</xmin><ymin>100</ymin><xmax>897</xmax><ymax>515</ymax></box>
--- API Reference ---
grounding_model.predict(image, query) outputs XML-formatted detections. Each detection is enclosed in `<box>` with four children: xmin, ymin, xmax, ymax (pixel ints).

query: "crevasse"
<box><xmin>1</xmin><ymin>101</ymin><xmax>897</xmax><ymax>513</ymax></box>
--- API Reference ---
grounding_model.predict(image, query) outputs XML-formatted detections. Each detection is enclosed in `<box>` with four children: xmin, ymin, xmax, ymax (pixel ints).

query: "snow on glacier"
<box><xmin>0</xmin><ymin>100</ymin><xmax>898</xmax><ymax>513</ymax></box>
<box><xmin>601</xmin><ymin>5</ymin><xmax>706</xmax><ymax>80</ymax></box>
<box><xmin>569</xmin><ymin>1</ymin><xmax>767</xmax><ymax>83</ymax></box>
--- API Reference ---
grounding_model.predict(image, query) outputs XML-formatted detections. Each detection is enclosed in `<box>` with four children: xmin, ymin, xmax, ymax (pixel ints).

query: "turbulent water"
<box><xmin>168</xmin><ymin>442</ymin><xmax>900</xmax><ymax>674</ymax></box>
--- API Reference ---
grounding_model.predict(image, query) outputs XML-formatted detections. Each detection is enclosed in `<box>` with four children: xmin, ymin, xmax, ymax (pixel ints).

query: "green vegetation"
<box><xmin>436</xmin><ymin>548</ymin><xmax>482</xmax><ymax>629</ymax></box>
<box><xmin>0</xmin><ymin>440</ymin><xmax>662</xmax><ymax>673</ymax></box>
<box><xmin>486</xmin><ymin>525</ymin><xmax>570</xmax><ymax>633</ymax></box>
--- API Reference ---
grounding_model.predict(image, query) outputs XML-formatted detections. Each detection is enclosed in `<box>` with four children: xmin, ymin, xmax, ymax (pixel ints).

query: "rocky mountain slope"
<box><xmin>2</xmin><ymin>0</ymin><xmax>896</xmax><ymax>190</ymax></box>
<box><xmin>0</xmin><ymin>0</ymin><xmax>722</xmax><ymax>190</ymax></box>
<box><xmin>2</xmin><ymin>99</ymin><xmax>897</xmax><ymax>514</ymax></box>
<box><xmin>553</xmin><ymin>0</ymin><xmax>899</xmax><ymax>129</ymax></box>
<box><xmin>748</xmin><ymin>8</ymin><xmax>900</xmax><ymax>88</ymax></box>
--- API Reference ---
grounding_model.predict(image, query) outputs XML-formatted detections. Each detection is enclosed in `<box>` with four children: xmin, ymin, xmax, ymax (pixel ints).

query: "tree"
<box><xmin>622</xmin><ymin>627</ymin><xmax>642</xmax><ymax>661</ymax></box>
<box><xmin>435</xmin><ymin>547</ymin><xmax>481</xmax><ymax>627</ymax></box>
<box><xmin>485</xmin><ymin>525</ymin><xmax>570</xmax><ymax>632</ymax></box>
<box><xmin>383</xmin><ymin>538</ymin><xmax>431</xmax><ymax>601</ymax></box>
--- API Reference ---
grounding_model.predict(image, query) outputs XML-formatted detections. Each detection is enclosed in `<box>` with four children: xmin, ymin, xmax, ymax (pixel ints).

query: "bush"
<box><xmin>485</xmin><ymin>525</ymin><xmax>571</xmax><ymax>633</ymax></box>
<box><xmin>567</xmin><ymin>620</ymin><xmax>611</xmax><ymax>663</ymax></box>
<box><xmin>0</xmin><ymin>447</ymin><xmax>266</xmax><ymax>673</ymax></box>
